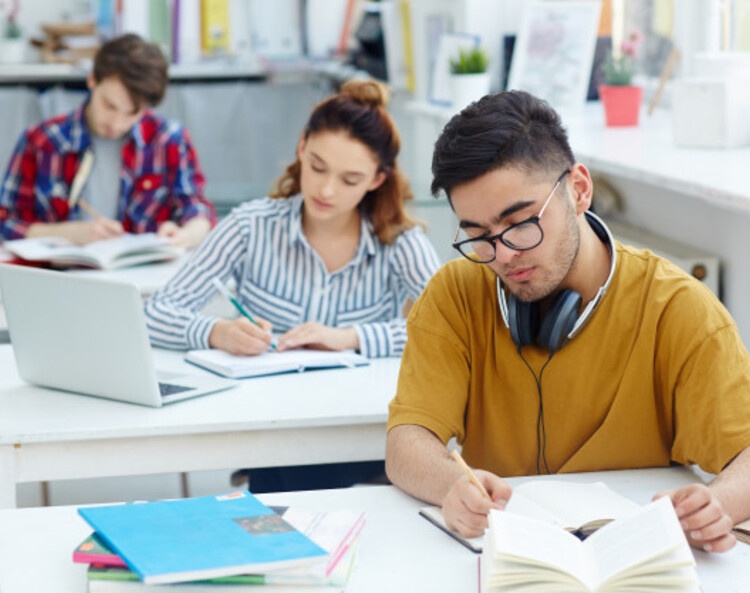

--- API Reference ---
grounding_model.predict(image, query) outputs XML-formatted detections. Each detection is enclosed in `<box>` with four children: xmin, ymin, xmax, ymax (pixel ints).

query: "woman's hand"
<box><xmin>277</xmin><ymin>323</ymin><xmax>359</xmax><ymax>352</ymax></box>
<box><xmin>209</xmin><ymin>317</ymin><xmax>274</xmax><ymax>356</ymax></box>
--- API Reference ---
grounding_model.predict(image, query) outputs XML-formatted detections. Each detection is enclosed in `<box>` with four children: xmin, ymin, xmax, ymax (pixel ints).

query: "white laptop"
<box><xmin>0</xmin><ymin>264</ymin><xmax>236</xmax><ymax>406</ymax></box>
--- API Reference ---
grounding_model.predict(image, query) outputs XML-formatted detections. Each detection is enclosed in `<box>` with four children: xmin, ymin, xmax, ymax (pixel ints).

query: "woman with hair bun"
<box><xmin>146</xmin><ymin>79</ymin><xmax>439</xmax><ymax>357</ymax></box>
<box><xmin>144</xmin><ymin>79</ymin><xmax>440</xmax><ymax>492</ymax></box>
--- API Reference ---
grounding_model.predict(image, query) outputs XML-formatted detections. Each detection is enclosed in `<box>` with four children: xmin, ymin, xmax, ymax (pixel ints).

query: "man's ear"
<box><xmin>86</xmin><ymin>72</ymin><xmax>96</xmax><ymax>92</ymax></box>
<box><xmin>569</xmin><ymin>163</ymin><xmax>594</xmax><ymax>215</ymax></box>
<box><xmin>367</xmin><ymin>170</ymin><xmax>388</xmax><ymax>192</ymax></box>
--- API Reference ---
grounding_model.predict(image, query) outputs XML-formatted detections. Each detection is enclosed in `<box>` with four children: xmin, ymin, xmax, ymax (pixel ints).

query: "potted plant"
<box><xmin>449</xmin><ymin>45</ymin><xmax>490</xmax><ymax>110</ymax></box>
<box><xmin>0</xmin><ymin>1</ymin><xmax>25</xmax><ymax>64</ymax></box>
<box><xmin>598</xmin><ymin>30</ymin><xmax>643</xmax><ymax>127</ymax></box>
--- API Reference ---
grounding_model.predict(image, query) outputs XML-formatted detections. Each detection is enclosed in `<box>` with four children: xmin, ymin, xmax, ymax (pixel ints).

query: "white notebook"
<box><xmin>185</xmin><ymin>348</ymin><xmax>369</xmax><ymax>379</ymax></box>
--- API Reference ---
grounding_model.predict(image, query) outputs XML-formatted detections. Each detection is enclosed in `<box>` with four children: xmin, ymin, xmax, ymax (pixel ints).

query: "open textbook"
<box><xmin>420</xmin><ymin>480</ymin><xmax>641</xmax><ymax>553</ymax></box>
<box><xmin>185</xmin><ymin>348</ymin><xmax>370</xmax><ymax>379</ymax></box>
<box><xmin>4</xmin><ymin>234</ymin><xmax>183</xmax><ymax>270</ymax></box>
<box><xmin>482</xmin><ymin>496</ymin><xmax>700</xmax><ymax>593</ymax></box>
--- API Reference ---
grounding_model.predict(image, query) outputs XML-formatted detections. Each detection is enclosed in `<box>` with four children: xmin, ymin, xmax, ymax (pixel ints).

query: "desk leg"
<box><xmin>0</xmin><ymin>445</ymin><xmax>17</xmax><ymax>508</ymax></box>
<box><xmin>40</xmin><ymin>481</ymin><xmax>50</xmax><ymax>506</ymax></box>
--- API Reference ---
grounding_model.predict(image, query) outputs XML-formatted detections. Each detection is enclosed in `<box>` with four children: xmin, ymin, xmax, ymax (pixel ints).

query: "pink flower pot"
<box><xmin>598</xmin><ymin>84</ymin><xmax>642</xmax><ymax>127</ymax></box>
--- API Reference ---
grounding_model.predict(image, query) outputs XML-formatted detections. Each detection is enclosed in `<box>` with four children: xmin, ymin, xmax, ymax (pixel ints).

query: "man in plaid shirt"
<box><xmin>0</xmin><ymin>34</ymin><xmax>217</xmax><ymax>248</ymax></box>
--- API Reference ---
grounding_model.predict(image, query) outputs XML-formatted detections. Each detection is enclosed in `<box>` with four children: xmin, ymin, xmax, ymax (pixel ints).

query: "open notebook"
<box><xmin>0</xmin><ymin>264</ymin><xmax>235</xmax><ymax>406</ymax></box>
<box><xmin>185</xmin><ymin>348</ymin><xmax>369</xmax><ymax>379</ymax></box>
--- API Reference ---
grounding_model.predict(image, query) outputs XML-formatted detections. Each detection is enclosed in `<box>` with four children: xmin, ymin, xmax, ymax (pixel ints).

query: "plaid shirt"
<box><xmin>0</xmin><ymin>101</ymin><xmax>217</xmax><ymax>239</ymax></box>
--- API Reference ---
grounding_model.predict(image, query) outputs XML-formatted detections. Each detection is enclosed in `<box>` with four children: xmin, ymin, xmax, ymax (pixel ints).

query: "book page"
<box><xmin>487</xmin><ymin>509</ymin><xmax>588</xmax><ymax>586</ymax></box>
<box><xmin>261</xmin><ymin>508</ymin><xmax>365</xmax><ymax>585</ymax></box>
<box><xmin>509</xmin><ymin>480</ymin><xmax>641</xmax><ymax>530</ymax></box>
<box><xmin>4</xmin><ymin>237</ymin><xmax>85</xmax><ymax>261</ymax></box>
<box><xmin>84</xmin><ymin>233</ymin><xmax>174</xmax><ymax>266</ymax></box>
<box><xmin>583</xmin><ymin>497</ymin><xmax>696</xmax><ymax>589</ymax></box>
<box><xmin>600</xmin><ymin>566</ymin><xmax>702</xmax><ymax>591</ymax></box>
<box><xmin>504</xmin><ymin>490</ymin><xmax>569</xmax><ymax>528</ymax></box>
<box><xmin>279</xmin><ymin>508</ymin><xmax>364</xmax><ymax>561</ymax></box>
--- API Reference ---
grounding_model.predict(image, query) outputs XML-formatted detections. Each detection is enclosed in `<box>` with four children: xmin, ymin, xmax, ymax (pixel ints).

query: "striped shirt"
<box><xmin>0</xmin><ymin>101</ymin><xmax>217</xmax><ymax>239</ymax></box>
<box><xmin>145</xmin><ymin>195</ymin><xmax>441</xmax><ymax>358</ymax></box>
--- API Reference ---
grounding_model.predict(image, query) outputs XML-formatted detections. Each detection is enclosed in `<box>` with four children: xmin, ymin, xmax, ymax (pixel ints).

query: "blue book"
<box><xmin>78</xmin><ymin>492</ymin><xmax>328</xmax><ymax>585</ymax></box>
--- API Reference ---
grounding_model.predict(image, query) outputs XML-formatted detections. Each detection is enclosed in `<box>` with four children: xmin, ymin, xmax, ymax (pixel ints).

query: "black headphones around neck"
<box><xmin>497</xmin><ymin>211</ymin><xmax>617</xmax><ymax>353</ymax></box>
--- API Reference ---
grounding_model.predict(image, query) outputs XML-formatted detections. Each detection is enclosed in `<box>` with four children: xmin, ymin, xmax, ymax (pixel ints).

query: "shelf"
<box><xmin>0</xmin><ymin>59</ymin><xmax>268</xmax><ymax>85</ymax></box>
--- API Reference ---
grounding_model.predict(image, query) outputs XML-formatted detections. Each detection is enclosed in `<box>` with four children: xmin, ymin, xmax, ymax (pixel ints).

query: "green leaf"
<box><xmin>602</xmin><ymin>51</ymin><xmax>635</xmax><ymax>86</ymax></box>
<box><xmin>4</xmin><ymin>17</ymin><xmax>22</xmax><ymax>39</ymax></box>
<box><xmin>449</xmin><ymin>47</ymin><xmax>489</xmax><ymax>75</ymax></box>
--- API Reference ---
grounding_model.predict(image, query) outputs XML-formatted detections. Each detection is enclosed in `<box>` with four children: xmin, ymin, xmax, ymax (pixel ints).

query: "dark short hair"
<box><xmin>430</xmin><ymin>90</ymin><xmax>575</xmax><ymax>199</ymax></box>
<box><xmin>93</xmin><ymin>34</ymin><xmax>169</xmax><ymax>109</ymax></box>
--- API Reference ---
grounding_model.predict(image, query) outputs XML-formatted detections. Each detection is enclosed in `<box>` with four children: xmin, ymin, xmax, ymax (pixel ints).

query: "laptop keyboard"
<box><xmin>158</xmin><ymin>382</ymin><xmax>196</xmax><ymax>398</ymax></box>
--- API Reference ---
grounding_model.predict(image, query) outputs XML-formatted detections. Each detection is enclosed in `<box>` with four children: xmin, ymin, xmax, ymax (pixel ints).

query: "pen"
<box><xmin>211</xmin><ymin>278</ymin><xmax>277</xmax><ymax>350</ymax></box>
<box><xmin>68</xmin><ymin>150</ymin><xmax>95</xmax><ymax>207</ymax></box>
<box><xmin>451</xmin><ymin>450</ymin><xmax>491</xmax><ymax>501</ymax></box>
<box><xmin>77</xmin><ymin>198</ymin><xmax>103</xmax><ymax>219</ymax></box>
<box><xmin>68</xmin><ymin>149</ymin><xmax>105</xmax><ymax>220</ymax></box>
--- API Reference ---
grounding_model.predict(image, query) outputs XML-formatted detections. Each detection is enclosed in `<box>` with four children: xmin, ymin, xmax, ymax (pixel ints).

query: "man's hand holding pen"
<box><xmin>442</xmin><ymin>451</ymin><xmax>511</xmax><ymax>538</ymax></box>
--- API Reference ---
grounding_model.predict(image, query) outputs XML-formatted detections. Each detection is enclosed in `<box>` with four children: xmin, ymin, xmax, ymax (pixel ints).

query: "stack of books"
<box><xmin>74</xmin><ymin>491</ymin><xmax>365</xmax><ymax>592</ymax></box>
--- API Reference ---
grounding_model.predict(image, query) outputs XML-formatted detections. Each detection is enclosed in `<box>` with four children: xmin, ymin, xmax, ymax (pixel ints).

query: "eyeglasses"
<box><xmin>452</xmin><ymin>168</ymin><xmax>572</xmax><ymax>264</ymax></box>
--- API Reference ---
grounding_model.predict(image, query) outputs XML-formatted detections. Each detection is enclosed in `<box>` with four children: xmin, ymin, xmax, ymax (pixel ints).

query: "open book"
<box><xmin>483</xmin><ymin>496</ymin><xmax>700</xmax><ymax>592</ymax></box>
<box><xmin>185</xmin><ymin>348</ymin><xmax>369</xmax><ymax>379</ymax></box>
<box><xmin>4</xmin><ymin>234</ymin><xmax>183</xmax><ymax>270</ymax></box>
<box><xmin>420</xmin><ymin>480</ymin><xmax>641</xmax><ymax>553</ymax></box>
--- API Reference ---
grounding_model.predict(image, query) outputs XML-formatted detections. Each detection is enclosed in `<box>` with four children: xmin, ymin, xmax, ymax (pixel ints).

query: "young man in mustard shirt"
<box><xmin>386</xmin><ymin>90</ymin><xmax>750</xmax><ymax>553</ymax></box>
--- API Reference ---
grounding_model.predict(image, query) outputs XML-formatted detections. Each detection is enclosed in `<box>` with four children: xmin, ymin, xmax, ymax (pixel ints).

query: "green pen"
<box><xmin>211</xmin><ymin>278</ymin><xmax>277</xmax><ymax>350</ymax></box>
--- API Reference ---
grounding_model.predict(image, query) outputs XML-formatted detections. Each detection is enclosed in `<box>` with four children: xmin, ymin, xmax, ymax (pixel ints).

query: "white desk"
<box><xmin>0</xmin><ymin>345</ymin><xmax>401</xmax><ymax>508</ymax></box>
<box><xmin>0</xmin><ymin>468</ymin><xmax>747</xmax><ymax>592</ymax></box>
<box><xmin>66</xmin><ymin>257</ymin><xmax>186</xmax><ymax>297</ymax></box>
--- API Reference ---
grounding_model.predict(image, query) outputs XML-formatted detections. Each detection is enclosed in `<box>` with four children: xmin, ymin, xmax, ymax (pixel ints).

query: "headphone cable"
<box><xmin>517</xmin><ymin>345</ymin><xmax>555</xmax><ymax>475</ymax></box>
